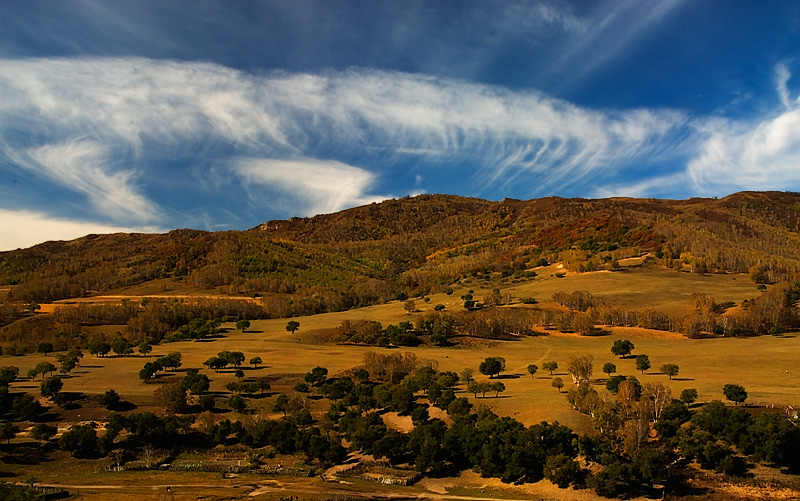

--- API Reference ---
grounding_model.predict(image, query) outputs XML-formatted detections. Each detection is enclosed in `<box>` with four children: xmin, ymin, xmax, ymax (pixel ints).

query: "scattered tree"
<box><xmin>635</xmin><ymin>354</ymin><xmax>651</xmax><ymax>374</ymax></box>
<box><xmin>611</xmin><ymin>339</ymin><xmax>635</xmax><ymax>358</ymax></box>
<box><xmin>138</xmin><ymin>341</ymin><xmax>152</xmax><ymax>356</ymax></box>
<box><xmin>602</xmin><ymin>363</ymin><xmax>617</xmax><ymax>377</ymax></box>
<box><xmin>111</xmin><ymin>337</ymin><xmax>133</xmax><ymax>357</ymax></box>
<box><xmin>543</xmin><ymin>361</ymin><xmax>558</xmax><ymax>375</ymax></box>
<box><xmin>660</xmin><ymin>363</ymin><xmax>679</xmax><ymax>380</ymax></box>
<box><xmin>527</xmin><ymin>364</ymin><xmax>539</xmax><ymax>378</ymax></box>
<box><xmin>479</xmin><ymin>357</ymin><xmax>506</xmax><ymax>378</ymax></box>
<box><xmin>99</xmin><ymin>389</ymin><xmax>121</xmax><ymax>409</ymax></box>
<box><xmin>59</xmin><ymin>424</ymin><xmax>98</xmax><ymax>458</ymax></box>
<box><xmin>404</xmin><ymin>300</ymin><xmax>416</xmax><ymax>314</ymax></box>
<box><xmin>286</xmin><ymin>320</ymin><xmax>300</xmax><ymax>333</ymax></box>
<box><xmin>40</xmin><ymin>376</ymin><xmax>63</xmax><ymax>399</ymax></box>
<box><xmin>37</xmin><ymin>342</ymin><xmax>54</xmax><ymax>356</ymax></box>
<box><xmin>680</xmin><ymin>388</ymin><xmax>698</xmax><ymax>405</ymax></box>
<box><xmin>0</xmin><ymin>422</ymin><xmax>18</xmax><ymax>444</ymax></box>
<box><xmin>552</xmin><ymin>377</ymin><xmax>565</xmax><ymax>393</ymax></box>
<box><xmin>250</xmin><ymin>356</ymin><xmax>262</xmax><ymax>368</ymax></box>
<box><xmin>30</xmin><ymin>423</ymin><xmax>57</xmax><ymax>443</ymax></box>
<box><xmin>34</xmin><ymin>361</ymin><xmax>57</xmax><ymax>379</ymax></box>
<box><xmin>723</xmin><ymin>383</ymin><xmax>747</xmax><ymax>406</ymax></box>
<box><xmin>491</xmin><ymin>381</ymin><xmax>506</xmax><ymax>397</ymax></box>
<box><xmin>236</xmin><ymin>319</ymin><xmax>251</xmax><ymax>332</ymax></box>
<box><xmin>305</xmin><ymin>366</ymin><xmax>329</xmax><ymax>385</ymax></box>
<box><xmin>567</xmin><ymin>355</ymin><xmax>593</xmax><ymax>384</ymax></box>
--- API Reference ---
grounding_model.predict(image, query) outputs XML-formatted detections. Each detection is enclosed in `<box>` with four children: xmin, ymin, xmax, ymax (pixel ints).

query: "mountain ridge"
<box><xmin>2</xmin><ymin>191</ymin><xmax>800</xmax><ymax>309</ymax></box>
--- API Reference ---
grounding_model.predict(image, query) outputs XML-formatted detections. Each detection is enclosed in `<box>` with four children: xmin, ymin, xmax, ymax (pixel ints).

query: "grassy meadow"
<box><xmin>6</xmin><ymin>262</ymin><xmax>796</xmax><ymax>435</ymax></box>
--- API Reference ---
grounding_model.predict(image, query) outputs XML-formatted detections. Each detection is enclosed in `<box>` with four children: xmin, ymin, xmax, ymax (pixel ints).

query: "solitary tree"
<box><xmin>660</xmin><ymin>364</ymin><xmax>679</xmax><ymax>380</ymax></box>
<box><xmin>542</xmin><ymin>361</ymin><xmax>558</xmax><ymax>375</ymax></box>
<box><xmin>611</xmin><ymin>339</ymin><xmax>635</xmax><ymax>358</ymax></box>
<box><xmin>286</xmin><ymin>321</ymin><xmax>300</xmax><ymax>334</ymax></box>
<box><xmin>552</xmin><ymin>377</ymin><xmax>565</xmax><ymax>393</ymax></box>
<box><xmin>236</xmin><ymin>319</ymin><xmax>251</xmax><ymax>332</ymax></box>
<box><xmin>635</xmin><ymin>354</ymin><xmax>651</xmax><ymax>374</ymax></box>
<box><xmin>479</xmin><ymin>357</ymin><xmax>506</xmax><ymax>378</ymax></box>
<box><xmin>527</xmin><ymin>364</ymin><xmax>539</xmax><ymax>378</ymax></box>
<box><xmin>602</xmin><ymin>363</ymin><xmax>617</xmax><ymax>377</ymax></box>
<box><xmin>250</xmin><ymin>356</ymin><xmax>262</xmax><ymax>368</ymax></box>
<box><xmin>723</xmin><ymin>384</ymin><xmax>747</xmax><ymax>406</ymax></box>
<box><xmin>404</xmin><ymin>300</ymin><xmax>416</xmax><ymax>314</ymax></box>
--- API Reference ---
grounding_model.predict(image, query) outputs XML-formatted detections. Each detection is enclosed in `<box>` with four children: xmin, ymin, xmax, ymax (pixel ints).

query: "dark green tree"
<box><xmin>30</xmin><ymin>423</ymin><xmax>57</xmax><ymax>443</ymax></box>
<box><xmin>40</xmin><ymin>376</ymin><xmax>63</xmax><ymax>399</ymax></box>
<box><xmin>37</xmin><ymin>342</ymin><xmax>54</xmax><ymax>356</ymax></box>
<box><xmin>723</xmin><ymin>384</ymin><xmax>747</xmax><ymax>406</ymax></box>
<box><xmin>527</xmin><ymin>364</ymin><xmax>539</xmax><ymax>378</ymax></box>
<box><xmin>635</xmin><ymin>354</ymin><xmax>651</xmax><ymax>374</ymax></box>
<box><xmin>660</xmin><ymin>363</ymin><xmax>679</xmax><ymax>380</ymax></box>
<box><xmin>59</xmin><ymin>424</ymin><xmax>98</xmax><ymax>457</ymax></box>
<box><xmin>542</xmin><ymin>361</ymin><xmax>558</xmax><ymax>375</ymax></box>
<box><xmin>479</xmin><ymin>357</ymin><xmax>506</xmax><ymax>378</ymax></box>
<box><xmin>611</xmin><ymin>339</ymin><xmax>635</xmax><ymax>358</ymax></box>
<box><xmin>680</xmin><ymin>388</ymin><xmax>698</xmax><ymax>405</ymax></box>
<box><xmin>0</xmin><ymin>422</ymin><xmax>18</xmax><ymax>444</ymax></box>
<box><xmin>602</xmin><ymin>363</ymin><xmax>617</xmax><ymax>376</ymax></box>
<box><xmin>99</xmin><ymin>389</ymin><xmax>121</xmax><ymax>409</ymax></box>
<box><xmin>286</xmin><ymin>320</ymin><xmax>300</xmax><ymax>333</ymax></box>
<box><xmin>236</xmin><ymin>319</ymin><xmax>251</xmax><ymax>332</ymax></box>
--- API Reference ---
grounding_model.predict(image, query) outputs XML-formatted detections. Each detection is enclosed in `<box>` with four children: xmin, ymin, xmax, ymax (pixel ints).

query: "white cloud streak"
<box><xmin>0</xmin><ymin>56</ymin><xmax>798</xmax><ymax>237</ymax></box>
<box><xmin>687</xmin><ymin>65</ymin><xmax>800</xmax><ymax>194</ymax></box>
<box><xmin>0</xmin><ymin>209</ymin><xmax>162</xmax><ymax>252</ymax></box>
<box><xmin>22</xmin><ymin>138</ymin><xmax>159</xmax><ymax>222</ymax></box>
<box><xmin>233</xmin><ymin>157</ymin><xmax>386</xmax><ymax>216</ymax></box>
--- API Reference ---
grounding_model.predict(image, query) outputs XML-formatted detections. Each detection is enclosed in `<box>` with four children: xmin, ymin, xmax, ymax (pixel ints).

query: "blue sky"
<box><xmin>1</xmin><ymin>0</ymin><xmax>799</xmax><ymax>250</ymax></box>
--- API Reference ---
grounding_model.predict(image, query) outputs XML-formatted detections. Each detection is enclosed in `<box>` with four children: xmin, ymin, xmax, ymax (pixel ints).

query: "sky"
<box><xmin>1</xmin><ymin>1</ymin><xmax>799</xmax><ymax>251</ymax></box>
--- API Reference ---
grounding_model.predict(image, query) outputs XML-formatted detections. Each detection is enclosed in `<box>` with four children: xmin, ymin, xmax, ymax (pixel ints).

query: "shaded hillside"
<box><xmin>2</xmin><ymin>192</ymin><xmax>800</xmax><ymax>309</ymax></box>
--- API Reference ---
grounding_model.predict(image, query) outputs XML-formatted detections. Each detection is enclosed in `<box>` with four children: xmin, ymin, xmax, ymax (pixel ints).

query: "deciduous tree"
<box><xmin>635</xmin><ymin>354</ymin><xmax>651</xmax><ymax>374</ymax></box>
<box><xmin>723</xmin><ymin>383</ymin><xmax>747</xmax><ymax>406</ymax></box>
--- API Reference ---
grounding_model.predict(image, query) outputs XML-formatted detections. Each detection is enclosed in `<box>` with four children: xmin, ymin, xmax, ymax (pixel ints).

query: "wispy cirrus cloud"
<box><xmin>687</xmin><ymin>65</ymin><xmax>800</xmax><ymax>194</ymax></box>
<box><xmin>0</xmin><ymin>57</ymin><xmax>693</xmax><ymax>222</ymax></box>
<box><xmin>233</xmin><ymin>157</ymin><xmax>387</xmax><ymax>216</ymax></box>
<box><xmin>1</xmin><ymin>56</ymin><xmax>799</xmax><ymax>239</ymax></box>
<box><xmin>20</xmin><ymin>138</ymin><xmax>159</xmax><ymax>222</ymax></box>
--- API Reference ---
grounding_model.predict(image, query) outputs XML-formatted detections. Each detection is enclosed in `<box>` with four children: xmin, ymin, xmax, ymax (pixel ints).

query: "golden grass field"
<box><xmin>7</xmin><ymin>261</ymin><xmax>797</xmax><ymax>432</ymax></box>
<box><xmin>3</xmin><ymin>262</ymin><xmax>798</xmax><ymax>500</ymax></box>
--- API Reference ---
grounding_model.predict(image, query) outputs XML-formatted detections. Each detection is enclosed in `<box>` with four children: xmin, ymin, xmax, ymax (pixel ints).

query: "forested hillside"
<box><xmin>2</xmin><ymin>191</ymin><xmax>800</xmax><ymax>313</ymax></box>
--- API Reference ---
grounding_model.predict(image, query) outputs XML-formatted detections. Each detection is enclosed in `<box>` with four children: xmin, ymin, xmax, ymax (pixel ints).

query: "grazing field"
<box><xmin>7</xmin><ymin>300</ymin><xmax>799</xmax><ymax>435</ymax></box>
<box><xmin>2</xmin><ymin>262</ymin><xmax>797</xmax><ymax>500</ymax></box>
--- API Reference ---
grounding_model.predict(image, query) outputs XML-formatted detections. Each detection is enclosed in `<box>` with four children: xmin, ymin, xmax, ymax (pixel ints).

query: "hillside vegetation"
<box><xmin>3</xmin><ymin>192</ymin><xmax>800</xmax><ymax>309</ymax></box>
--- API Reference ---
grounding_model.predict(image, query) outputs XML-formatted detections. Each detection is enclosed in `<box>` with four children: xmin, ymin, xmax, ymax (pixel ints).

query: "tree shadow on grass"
<box><xmin>672</xmin><ymin>377</ymin><xmax>694</xmax><ymax>381</ymax></box>
<box><xmin>0</xmin><ymin>444</ymin><xmax>54</xmax><ymax>466</ymax></box>
<box><xmin>494</xmin><ymin>374</ymin><xmax>522</xmax><ymax>380</ymax></box>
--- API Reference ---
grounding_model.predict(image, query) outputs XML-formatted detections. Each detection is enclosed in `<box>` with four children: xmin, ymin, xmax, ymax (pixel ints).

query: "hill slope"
<box><xmin>2</xmin><ymin>191</ymin><xmax>800</xmax><ymax>310</ymax></box>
